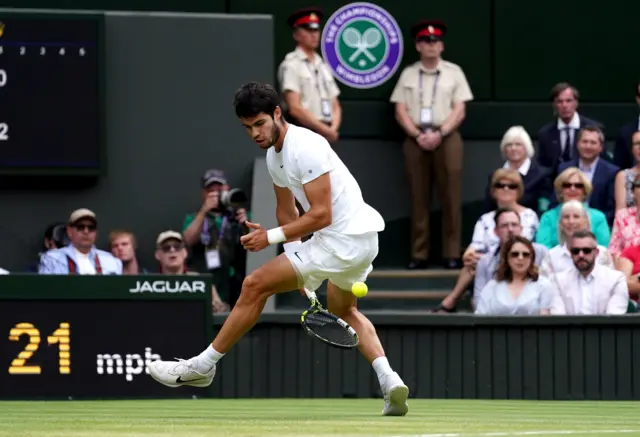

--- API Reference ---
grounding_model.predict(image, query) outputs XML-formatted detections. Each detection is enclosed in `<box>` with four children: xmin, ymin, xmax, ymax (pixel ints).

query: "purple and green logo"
<box><xmin>321</xmin><ymin>2</ymin><xmax>403</xmax><ymax>89</ymax></box>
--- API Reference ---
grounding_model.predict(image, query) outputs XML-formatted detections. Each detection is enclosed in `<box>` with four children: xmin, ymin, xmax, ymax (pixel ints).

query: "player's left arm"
<box><xmin>278</xmin><ymin>173</ymin><xmax>332</xmax><ymax>241</ymax></box>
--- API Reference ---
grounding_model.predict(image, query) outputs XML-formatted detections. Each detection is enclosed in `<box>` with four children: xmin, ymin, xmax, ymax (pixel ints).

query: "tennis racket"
<box><xmin>300</xmin><ymin>288</ymin><xmax>359</xmax><ymax>349</ymax></box>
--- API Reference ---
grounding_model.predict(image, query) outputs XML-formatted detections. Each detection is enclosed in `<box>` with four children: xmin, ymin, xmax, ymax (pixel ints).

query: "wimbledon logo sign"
<box><xmin>321</xmin><ymin>2</ymin><xmax>403</xmax><ymax>89</ymax></box>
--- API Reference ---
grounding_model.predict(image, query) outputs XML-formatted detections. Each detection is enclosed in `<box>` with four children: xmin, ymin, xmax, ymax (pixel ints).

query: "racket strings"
<box><xmin>305</xmin><ymin>312</ymin><xmax>357</xmax><ymax>347</ymax></box>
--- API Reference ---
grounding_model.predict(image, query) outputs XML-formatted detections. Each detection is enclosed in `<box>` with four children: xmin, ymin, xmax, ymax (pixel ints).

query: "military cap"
<box><xmin>287</xmin><ymin>7</ymin><xmax>323</xmax><ymax>30</ymax></box>
<box><xmin>411</xmin><ymin>20</ymin><xmax>448</xmax><ymax>42</ymax></box>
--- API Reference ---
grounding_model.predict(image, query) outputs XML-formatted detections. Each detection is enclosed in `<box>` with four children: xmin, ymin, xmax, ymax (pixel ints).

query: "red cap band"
<box><xmin>294</xmin><ymin>14</ymin><xmax>320</xmax><ymax>27</ymax></box>
<box><xmin>417</xmin><ymin>27</ymin><xmax>443</xmax><ymax>38</ymax></box>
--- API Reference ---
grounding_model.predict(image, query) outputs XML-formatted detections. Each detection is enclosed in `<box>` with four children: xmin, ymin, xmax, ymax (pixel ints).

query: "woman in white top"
<box><xmin>539</xmin><ymin>200</ymin><xmax>614</xmax><ymax>286</ymax></box>
<box><xmin>468</xmin><ymin>168</ymin><xmax>539</xmax><ymax>256</ymax></box>
<box><xmin>476</xmin><ymin>235</ymin><xmax>554</xmax><ymax>315</ymax></box>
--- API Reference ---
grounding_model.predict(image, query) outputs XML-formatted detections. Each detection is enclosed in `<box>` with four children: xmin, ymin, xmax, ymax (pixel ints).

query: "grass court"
<box><xmin>1</xmin><ymin>398</ymin><xmax>638</xmax><ymax>437</ymax></box>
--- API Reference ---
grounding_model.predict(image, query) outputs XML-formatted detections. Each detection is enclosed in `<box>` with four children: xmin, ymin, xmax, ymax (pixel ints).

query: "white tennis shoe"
<box><xmin>380</xmin><ymin>372</ymin><xmax>409</xmax><ymax>416</ymax></box>
<box><xmin>148</xmin><ymin>357</ymin><xmax>216</xmax><ymax>388</ymax></box>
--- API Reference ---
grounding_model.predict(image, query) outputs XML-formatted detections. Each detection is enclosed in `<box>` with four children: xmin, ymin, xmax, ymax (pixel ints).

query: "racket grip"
<box><xmin>303</xmin><ymin>288</ymin><xmax>318</xmax><ymax>303</ymax></box>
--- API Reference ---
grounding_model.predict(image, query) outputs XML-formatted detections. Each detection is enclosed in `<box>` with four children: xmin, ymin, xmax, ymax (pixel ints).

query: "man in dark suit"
<box><xmin>612</xmin><ymin>81</ymin><xmax>640</xmax><ymax>170</ymax></box>
<box><xmin>551</xmin><ymin>125</ymin><xmax>619</xmax><ymax>225</ymax></box>
<box><xmin>536</xmin><ymin>82</ymin><xmax>604</xmax><ymax>178</ymax></box>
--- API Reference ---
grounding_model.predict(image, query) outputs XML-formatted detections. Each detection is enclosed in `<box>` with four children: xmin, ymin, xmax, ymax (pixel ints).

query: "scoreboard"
<box><xmin>0</xmin><ymin>11</ymin><xmax>104</xmax><ymax>176</ymax></box>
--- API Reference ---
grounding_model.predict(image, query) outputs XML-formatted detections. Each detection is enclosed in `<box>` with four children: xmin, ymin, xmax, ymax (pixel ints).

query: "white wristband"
<box><xmin>283</xmin><ymin>241</ymin><xmax>303</xmax><ymax>253</ymax></box>
<box><xmin>267</xmin><ymin>227</ymin><xmax>287</xmax><ymax>245</ymax></box>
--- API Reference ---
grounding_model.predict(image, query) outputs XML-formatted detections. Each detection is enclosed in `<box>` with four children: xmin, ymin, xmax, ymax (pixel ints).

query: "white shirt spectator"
<box><xmin>550</xmin><ymin>264</ymin><xmax>629</xmax><ymax>315</ymax></box>
<box><xmin>539</xmin><ymin>244</ymin><xmax>613</xmax><ymax>284</ymax></box>
<box><xmin>476</xmin><ymin>277</ymin><xmax>554</xmax><ymax>316</ymax></box>
<box><xmin>470</xmin><ymin>208</ymin><xmax>539</xmax><ymax>254</ymax></box>
<box><xmin>39</xmin><ymin>245</ymin><xmax>122</xmax><ymax>275</ymax></box>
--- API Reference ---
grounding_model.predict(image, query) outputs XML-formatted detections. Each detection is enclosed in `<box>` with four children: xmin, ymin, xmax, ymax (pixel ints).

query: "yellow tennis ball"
<box><xmin>351</xmin><ymin>282</ymin><xmax>368</xmax><ymax>298</ymax></box>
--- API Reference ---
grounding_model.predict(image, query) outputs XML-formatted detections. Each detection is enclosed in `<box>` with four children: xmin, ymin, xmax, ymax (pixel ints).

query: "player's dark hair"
<box><xmin>233</xmin><ymin>82</ymin><xmax>282</xmax><ymax>119</ymax></box>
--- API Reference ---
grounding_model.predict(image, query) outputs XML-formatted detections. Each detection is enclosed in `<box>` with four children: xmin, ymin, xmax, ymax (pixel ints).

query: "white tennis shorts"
<box><xmin>285</xmin><ymin>231</ymin><xmax>379</xmax><ymax>292</ymax></box>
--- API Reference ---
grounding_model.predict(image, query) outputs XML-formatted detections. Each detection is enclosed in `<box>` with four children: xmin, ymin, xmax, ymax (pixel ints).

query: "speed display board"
<box><xmin>0</xmin><ymin>275</ymin><xmax>213</xmax><ymax>399</ymax></box>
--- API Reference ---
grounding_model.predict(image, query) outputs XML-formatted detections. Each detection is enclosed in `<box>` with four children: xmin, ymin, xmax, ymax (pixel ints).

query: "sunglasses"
<box><xmin>570</xmin><ymin>247</ymin><xmax>595</xmax><ymax>255</ymax></box>
<box><xmin>74</xmin><ymin>223</ymin><xmax>96</xmax><ymax>232</ymax></box>
<box><xmin>562</xmin><ymin>182</ymin><xmax>585</xmax><ymax>190</ymax></box>
<box><xmin>494</xmin><ymin>183</ymin><xmax>519</xmax><ymax>190</ymax></box>
<box><xmin>509</xmin><ymin>251</ymin><xmax>531</xmax><ymax>259</ymax></box>
<box><xmin>160</xmin><ymin>242</ymin><xmax>184</xmax><ymax>253</ymax></box>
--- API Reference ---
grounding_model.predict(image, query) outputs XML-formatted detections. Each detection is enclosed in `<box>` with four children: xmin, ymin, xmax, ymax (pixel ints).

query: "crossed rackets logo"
<box><xmin>321</xmin><ymin>2</ymin><xmax>403</xmax><ymax>89</ymax></box>
<box><xmin>342</xmin><ymin>26</ymin><xmax>382</xmax><ymax>64</ymax></box>
<box><xmin>337</xmin><ymin>21</ymin><xmax>386</xmax><ymax>70</ymax></box>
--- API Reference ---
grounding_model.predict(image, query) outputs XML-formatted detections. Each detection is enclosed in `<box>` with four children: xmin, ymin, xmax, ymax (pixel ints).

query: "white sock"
<box><xmin>372</xmin><ymin>356</ymin><xmax>393</xmax><ymax>380</ymax></box>
<box><xmin>196</xmin><ymin>345</ymin><xmax>224</xmax><ymax>372</ymax></box>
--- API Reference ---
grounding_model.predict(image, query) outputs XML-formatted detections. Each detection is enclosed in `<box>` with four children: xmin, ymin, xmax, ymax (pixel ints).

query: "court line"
<box><xmin>387</xmin><ymin>429</ymin><xmax>640</xmax><ymax>437</ymax></box>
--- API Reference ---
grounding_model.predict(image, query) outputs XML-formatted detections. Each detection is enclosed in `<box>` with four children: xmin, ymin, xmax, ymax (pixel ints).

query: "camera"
<box><xmin>219</xmin><ymin>188</ymin><xmax>248</xmax><ymax>210</ymax></box>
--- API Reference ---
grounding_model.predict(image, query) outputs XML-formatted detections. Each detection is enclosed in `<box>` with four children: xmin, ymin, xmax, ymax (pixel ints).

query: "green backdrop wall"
<box><xmin>0</xmin><ymin>1</ymin><xmax>637</xmax><ymax>267</ymax></box>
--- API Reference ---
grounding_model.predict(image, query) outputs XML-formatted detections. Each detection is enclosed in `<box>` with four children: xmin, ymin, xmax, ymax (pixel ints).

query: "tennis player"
<box><xmin>149</xmin><ymin>82</ymin><xmax>409</xmax><ymax>416</ymax></box>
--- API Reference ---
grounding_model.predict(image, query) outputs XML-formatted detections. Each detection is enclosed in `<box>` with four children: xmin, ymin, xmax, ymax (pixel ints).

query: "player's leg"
<box><xmin>148</xmin><ymin>253</ymin><xmax>300</xmax><ymax>388</ymax></box>
<box><xmin>326</xmin><ymin>280</ymin><xmax>409</xmax><ymax>416</ymax></box>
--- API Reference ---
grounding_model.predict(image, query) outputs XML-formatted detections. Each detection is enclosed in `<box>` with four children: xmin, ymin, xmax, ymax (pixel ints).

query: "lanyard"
<box><xmin>418</xmin><ymin>70</ymin><xmax>440</xmax><ymax>108</ymax></box>
<box><xmin>201</xmin><ymin>215</ymin><xmax>227</xmax><ymax>246</ymax></box>
<box><xmin>305</xmin><ymin>60</ymin><xmax>330</xmax><ymax>98</ymax></box>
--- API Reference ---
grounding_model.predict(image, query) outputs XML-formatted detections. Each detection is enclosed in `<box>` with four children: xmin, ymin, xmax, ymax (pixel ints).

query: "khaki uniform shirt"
<box><xmin>278</xmin><ymin>47</ymin><xmax>341</xmax><ymax>122</ymax></box>
<box><xmin>390</xmin><ymin>60</ymin><xmax>473</xmax><ymax>128</ymax></box>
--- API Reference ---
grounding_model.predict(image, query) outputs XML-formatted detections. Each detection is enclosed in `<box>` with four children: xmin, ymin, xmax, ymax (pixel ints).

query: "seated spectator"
<box><xmin>39</xmin><ymin>209</ymin><xmax>122</xmax><ymax>275</ymax></box>
<box><xmin>535</xmin><ymin>167</ymin><xmax>610</xmax><ymax>248</ymax></box>
<box><xmin>614</xmin><ymin>130</ymin><xmax>640</xmax><ymax>211</ymax></box>
<box><xmin>609</xmin><ymin>172</ymin><xmax>640</xmax><ymax>257</ymax></box>
<box><xmin>109</xmin><ymin>230</ymin><xmax>148</xmax><ymax>274</ymax></box>
<box><xmin>475</xmin><ymin>236</ymin><xmax>554</xmax><ymax>315</ymax></box>
<box><xmin>550</xmin><ymin>230</ymin><xmax>629</xmax><ymax>315</ymax></box>
<box><xmin>469</xmin><ymin>169</ymin><xmax>539</xmax><ymax>256</ymax></box>
<box><xmin>483</xmin><ymin>125</ymin><xmax>552</xmax><ymax>214</ymax></box>
<box><xmin>182</xmin><ymin>169</ymin><xmax>248</xmax><ymax>308</ymax></box>
<box><xmin>27</xmin><ymin>222</ymin><xmax>70</xmax><ymax>272</ymax></box>
<box><xmin>155</xmin><ymin>230</ymin><xmax>229</xmax><ymax>313</ymax></box>
<box><xmin>442</xmin><ymin>171</ymin><xmax>538</xmax><ymax>311</ymax></box>
<box><xmin>612</xmin><ymin>82</ymin><xmax>640</xmax><ymax>170</ymax></box>
<box><xmin>539</xmin><ymin>200</ymin><xmax>614</xmax><ymax>285</ymax></box>
<box><xmin>536</xmin><ymin>82</ymin><xmax>604</xmax><ymax>178</ymax></box>
<box><xmin>552</xmin><ymin>126</ymin><xmax>618</xmax><ymax>225</ymax></box>
<box><xmin>615</xmin><ymin>244</ymin><xmax>640</xmax><ymax>312</ymax></box>
<box><xmin>435</xmin><ymin>208</ymin><xmax>547</xmax><ymax>312</ymax></box>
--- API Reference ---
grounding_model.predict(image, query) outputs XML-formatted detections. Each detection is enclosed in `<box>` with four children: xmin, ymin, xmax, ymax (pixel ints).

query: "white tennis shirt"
<box><xmin>266</xmin><ymin>124</ymin><xmax>384</xmax><ymax>236</ymax></box>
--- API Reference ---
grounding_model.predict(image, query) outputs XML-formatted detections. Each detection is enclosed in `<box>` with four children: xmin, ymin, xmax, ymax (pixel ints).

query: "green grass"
<box><xmin>0</xmin><ymin>399</ymin><xmax>638</xmax><ymax>437</ymax></box>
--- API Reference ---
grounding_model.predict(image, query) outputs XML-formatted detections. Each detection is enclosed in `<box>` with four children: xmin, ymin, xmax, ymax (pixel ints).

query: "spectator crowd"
<box><xmin>1</xmin><ymin>168</ymin><xmax>248</xmax><ymax>315</ymax></box>
<box><xmin>435</xmin><ymin>85</ymin><xmax>640</xmax><ymax>315</ymax></box>
<box><xmin>2</xmin><ymin>6</ymin><xmax>639</xmax><ymax>320</ymax></box>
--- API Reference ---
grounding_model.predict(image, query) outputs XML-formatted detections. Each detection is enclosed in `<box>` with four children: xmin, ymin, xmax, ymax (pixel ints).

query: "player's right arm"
<box><xmin>273</xmin><ymin>184</ymin><xmax>300</xmax><ymax>243</ymax></box>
